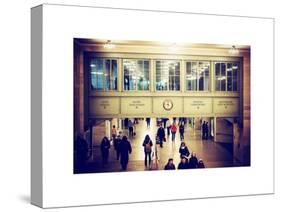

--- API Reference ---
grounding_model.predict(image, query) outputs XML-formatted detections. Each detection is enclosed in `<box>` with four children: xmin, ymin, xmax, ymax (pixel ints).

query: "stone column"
<box><xmin>214</xmin><ymin>117</ymin><xmax>217</xmax><ymax>142</ymax></box>
<box><xmin>105</xmin><ymin>120</ymin><xmax>111</xmax><ymax>139</ymax></box>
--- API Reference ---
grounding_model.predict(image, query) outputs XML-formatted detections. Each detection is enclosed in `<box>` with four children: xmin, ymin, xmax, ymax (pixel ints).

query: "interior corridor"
<box><xmin>75</xmin><ymin>118</ymin><xmax>237</xmax><ymax>173</ymax></box>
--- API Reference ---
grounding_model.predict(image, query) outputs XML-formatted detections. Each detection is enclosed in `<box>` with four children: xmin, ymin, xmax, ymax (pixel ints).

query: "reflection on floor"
<box><xmin>75</xmin><ymin>119</ymin><xmax>240</xmax><ymax>173</ymax></box>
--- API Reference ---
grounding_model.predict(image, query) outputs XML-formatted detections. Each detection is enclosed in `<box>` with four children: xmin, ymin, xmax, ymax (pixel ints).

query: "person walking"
<box><xmin>205</xmin><ymin>122</ymin><xmax>209</xmax><ymax>140</ymax></box>
<box><xmin>128</xmin><ymin>119</ymin><xmax>134</xmax><ymax>137</ymax></box>
<box><xmin>177</xmin><ymin>156</ymin><xmax>189</xmax><ymax>169</ymax></box>
<box><xmin>119</xmin><ymin>136</ymin><xmax>132</xmax><ymax>170</ymax></box>
<box><xmin>74</xmin><ymin>133</ymin><xmax>88</xmax><ymax>168</ymax></box>
<box><xmin>146</xmin><ymin>117</ymin><xmax>151</xmax><ymax>128</ymax></box>
<box><xmin>114</xmin><ymin>131</ymin><xmax>122</xmax><ymax>160</ymax></box>
<box><xmin>189</xmin><ymin>152</ymin><xmax>199</xmax><ymax>168</ymax></box>
<box><xmin>111</xmin><ymin>125</ymin><xmax>117</xmax><ymax>142</ymax></box>
<box><xmin>156</xmin><ymin>124</ymin><xmax>165</xmax><ymax>148</ymax></box>
<box><xmin>166</xmin><ymin>118</ymin><xmax>171</xmax><ymax>136</ymax></box>
<box><xmin>170</xmin><ymin>122</ymin><xmax>177</xmax><ymax>142</ymax></box>
<box><xmin>202</xmin><ymin>121</ymin><xmax>206</xmax><ymax>140</ymax></box>
<box><xmin>100</xmin><ymin>136</ymin><xmax>110</xmax><ymax>165</ymax></box>
<box><xmin>164</xmin><ymin>158</ymin><xmax>176</xmax><ymax>170</ymax></box>
<box><xmin>179</xmin><ymin>142</ymin><xmax>190</xmax><ymax>158</ymax></box>
<box><xmin>179</xmin><ymin>122</ymin><xmax>185</xmax><ymax>141</ymax></box>
<box><xmin>142</xmin><ymin>134</ymin><xmax>153</xmax><ymax>168</ymax></box>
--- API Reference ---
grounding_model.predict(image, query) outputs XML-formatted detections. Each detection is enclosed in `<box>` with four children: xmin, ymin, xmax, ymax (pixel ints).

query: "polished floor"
<box><xmin>74</xmin><ymin>119</ymin><xmax>244</xmax><ymax>174</ymax></box>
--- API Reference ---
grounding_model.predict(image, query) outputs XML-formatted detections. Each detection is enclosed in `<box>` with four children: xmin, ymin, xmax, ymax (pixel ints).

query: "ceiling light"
<box><xmin>229</xmin><ymin>45</ymin><xmax>239</xmax><ymax>55</ymax></box>
<box><xmin>103</xmin><ymin>40</ymin><xmax>115</xmax><ymax>49</ymax></box>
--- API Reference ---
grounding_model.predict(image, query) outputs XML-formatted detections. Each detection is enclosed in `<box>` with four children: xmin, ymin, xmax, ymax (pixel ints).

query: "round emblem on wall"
<box><xmin>163</xmin><ymin>99</ymin><xmax>173</xmax><ymax>111</ymax></box>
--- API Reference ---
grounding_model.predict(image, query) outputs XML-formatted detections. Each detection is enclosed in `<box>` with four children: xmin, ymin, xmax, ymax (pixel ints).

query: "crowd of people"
<box><xmin>164</xmin><ymin>154</ymin><xmax>205</xmax><ymax>170</ymax></box>
<box><xmin>74</xmin><ymin>118</ymin><xmax>207</xmax><ymax>172</ymax></box>
<box><xmin>101</xmin><ymin>129</ymin><xmax>132</xmax><ymax>171</ymax></box>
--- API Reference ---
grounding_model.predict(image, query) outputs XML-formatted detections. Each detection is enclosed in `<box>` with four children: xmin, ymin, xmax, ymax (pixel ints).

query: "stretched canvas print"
<box><xmin>73</xmin><ymin>38</ymin><xmax>250</xmax><ymax>174</ymax></box>
<box><xmin>31</xmin><ymin>3</ymin><xmax>274</xmax><ymax>208</ymax></box>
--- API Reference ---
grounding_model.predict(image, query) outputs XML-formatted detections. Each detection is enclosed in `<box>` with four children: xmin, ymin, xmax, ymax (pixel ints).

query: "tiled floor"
<box><xmin>75</xmin><ymin>119</ymin><xmax>242</xmax><ymax>174</ymax></box>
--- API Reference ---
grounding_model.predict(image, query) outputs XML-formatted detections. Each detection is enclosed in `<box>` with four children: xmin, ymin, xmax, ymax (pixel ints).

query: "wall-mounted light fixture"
<box><xmin>229</xmin><ymin>45</ymin><xmax>239</xmax><ymax>55</ymax></box>
<box><xmin>103</xmin><ymin>40</ymin><xmax>115</xmax><ymax>49</ymax></box>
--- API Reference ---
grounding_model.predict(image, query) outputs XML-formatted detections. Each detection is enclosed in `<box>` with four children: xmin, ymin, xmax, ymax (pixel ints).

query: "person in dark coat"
<box><xmin>146</xmin><ymin>117</ymin><xmax>151</xmax><ymax>128</ymax></box>
<box><xmin>74</xmin><ymin>133</ymin><xmax>88</xmax><ymax>168</ymax></box>
<box><xmin>179</xmin><ymin>142</ymin><xmax>190</xmax><ymax>158</ymax></box>
<box><xmin>177</xmin><ymin>156</ymin><xmax>189</xmax><ymax>169</ymax></box>
<box><xmin>114</xmin><ymin>132</ymin><xmax>122</xmax><ymax>160</ymax></box>
<box><xmin>100</xmin><ymin>136</ymin><xmax>110</xmax><ymax>165</ymax></box>
<box><xmin>189</xmin><ymin>152</ymin><xmax>199</xmax><ymax>168</ymax></box>
<box><xmin>128</xmin><ymin>119</ymin><xmax>134</xmax><ymax>137</ymax></box>
<box><xmin>119</xmin><ymin>136</ymin><xmax>132</xmax><ymax>170</ymax></box>
<box><xmin>164</xmin><ymin>158</ymin><xmax>176</xmax><ymax>170</ymax></box>
<box><xmin>205</xmin><ymin>122</ymin><xmax>209</xmax><ymax>140</ymax></box>
<box><xmin>156</xmin><ymin>124</ymin><xmax>165</xmax><ymax>148</ymax></box>
<box><xmin>202</xmin><ymin>121</ymin><xmax>206</xmax><ymax>140</ymax></box>
<box><xmin>142</xmin><ymin>134</ymin><xmax>153</xmax><ymax>168</ymax></box>
<box><xmin>162</xmin><ymin>118</ymin><xmax>168</xmax><ymax>128</ymax></box>
<box><xmin>179</xmin><ymin>123</ymin><xmax>185</xmax><ymax>141</ymax></box>
<box><xmin>198</xmin><ymin>159</ymin><xmax>205</xmax><ymax>168</ymax></box>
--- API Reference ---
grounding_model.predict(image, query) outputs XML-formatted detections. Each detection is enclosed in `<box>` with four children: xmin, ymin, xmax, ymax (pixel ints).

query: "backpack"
<box><xmin>171</xmin><ymin>125</ymin><xmax>177</xmax><ymax>133</ymax></box>
<box><xmin>145</xmin><ymin>142</ymin><xmax>152</xmax><ymax>152</ymax></box>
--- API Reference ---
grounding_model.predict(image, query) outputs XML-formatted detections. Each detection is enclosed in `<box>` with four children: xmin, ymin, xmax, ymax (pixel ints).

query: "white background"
<box><xmin>42</xmin><ymin>3</ymin><xmax>273</xmax><ymax>208</ymax></box>
<box><xmin>0</xmin><ymin>0</ymin><xmax>280</xmax><ymax>211</ymax></box>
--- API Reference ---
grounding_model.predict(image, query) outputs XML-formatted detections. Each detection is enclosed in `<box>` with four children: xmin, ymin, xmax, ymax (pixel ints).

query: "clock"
<box><xmin>163</xmin><ymin>99</ymin><xmax>173</xmax><ymax>111</ymax></box>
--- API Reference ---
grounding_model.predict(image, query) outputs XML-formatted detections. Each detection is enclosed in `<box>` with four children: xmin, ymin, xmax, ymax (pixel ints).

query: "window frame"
<box><xmin>88</xmin><ymin>57</ymin><xmax>119</xmax><ymax>92</ymax></box>
<box><xmin>155</xmin><ymin>59</ymin><xmax>181</xmax><ymax>92</ymax></box>
<box><xmin>122</xmin><ymin>58</ymin><xmax>151</xmax><ymax>92</ymax></box>
<box><xmin>185</xmin><ymin>60</ymin><xmax>211</xmax><ymax>92</ymax></box>
<box><xmin>214</xmin><ymin>61</ymin><xmax>240</xmax><ymax>92</ymax></box>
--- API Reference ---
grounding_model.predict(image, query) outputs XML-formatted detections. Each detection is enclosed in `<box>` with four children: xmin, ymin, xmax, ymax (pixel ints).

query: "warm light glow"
<box><xmin>103</xmin><ymin>40</ymin><xmax>115</xmax><ymax>49</ymax></box>
<box><xmin>229</xmin><ymin>45</ymin><xmax>239</xmax><ymax>54</ymax></box>
<box><xmin>91</xmin><ymin>71</ymin><xmax>103</xmax><ymax>75</ymax></box>
<box><xmin>217</xmin><ymin>76</ymin><xmax>226</xmax><ymax>80</ymax></box>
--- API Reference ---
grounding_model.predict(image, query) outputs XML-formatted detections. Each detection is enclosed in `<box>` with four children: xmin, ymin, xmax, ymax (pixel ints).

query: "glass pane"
<box><xmin>123</xmin><ymin>59</ymin><xmax>131</xmax><ymax>90</ymax></box>
<box><xmin>232</xmin><ymin>63</ymin><xmax>239</xmax><ymax>91</ymax></box>
<box><xmin>215</xmin><ymin>62</ymin><xmax>221</xmax><ymax>91</ymax></box>
<box><xmin>123</xmin><ymin>59</ymin><xmax>150</xmax><ymax>91</ymax></box>
<box><xmin>175</xmin><ymin>62</ymin><xmax>180</xmax><ymax>75</ymax></box>
<box><xmin>203</xmin><ymin>62</ymin><xmax>210</xmax><ymax>91</ymax></box>
<box><xmin>215</xmin><ymin>63</ymin><xmax>220</xmax><ymax>76</ymax></box>
<box><xmin>156</xmin><ymin>60</ymin><xmax>180</xmax><ymax>91</ymax></box>
<box><xmin>105</xmin><ymin>60</ymin><xmax>111</xmax><ymax>90</ymax></box>
<box><xmin>90</xmin><ymin>58</ymin><xmax>104</xmax><ymax>90</ymax></box>
<box><xmin>137</xmin><ymin>60</ymin><xmax>143</xmax><ymax>90</ymax></box>
<box><xmin>143</xmin><ymin>60</ymin><xmax>150</xmax><ymax>90</ymax></box>
<box><xmin>221</xmin><ymin>63</ymin><xmax>226</xmax><ymax>76</ymax></box>
<box><xmin>221</xmin><ymin>63</ymin><xmax>226</xmax><ymax>91</ymax></box>
<box><xmin>227</xmin><ymin>63</ymin><xmax>233</xmax><ymax>91</ymax></box>
<box><xmin>198</xmin><ymin>62</ymin><xmax>204</xmax><ymax>91</ymax></box>
<box><xmin>175</xmin><ymin>76</ymin><xmax>180</xmax><ymax>90</ymax></box>
<box><xmin>129</xmin><ymin>75</ymin><xmax>136</xmax><ymax>90</ymax></box>
<box><xmin>186</xmin><ymin>62</ymin><xmax>196</xmax><ymax>91</ymax></box>
<box><xmin>169</xmin><ymin>76</ymin><xmax>174</xmax><ymax>90</ymax></box>
<box><xmin>111</xmin><ymin>60</ymin><xmax>117</xmax><ymax>90</ymax></box>
<box><xmin>169</xmin><ymin>63</ymin><xmax>174</xmax><ymax>75</ymax></box>
<box><xmin>186</xmin><ymin>62</ymin><xmax>191</xmax><ymax>75</ymax></box>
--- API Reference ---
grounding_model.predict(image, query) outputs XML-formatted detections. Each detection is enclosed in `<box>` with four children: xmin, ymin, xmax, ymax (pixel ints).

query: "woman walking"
<box><xmin>179</xmin><ymin>142</ymin><xmax>190</xmax><ymax>158</ymax></box>
<box><xmin>142</xmin><ymin>134</ymin><xmax>153</xmax><ymax>168</ymax></box>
